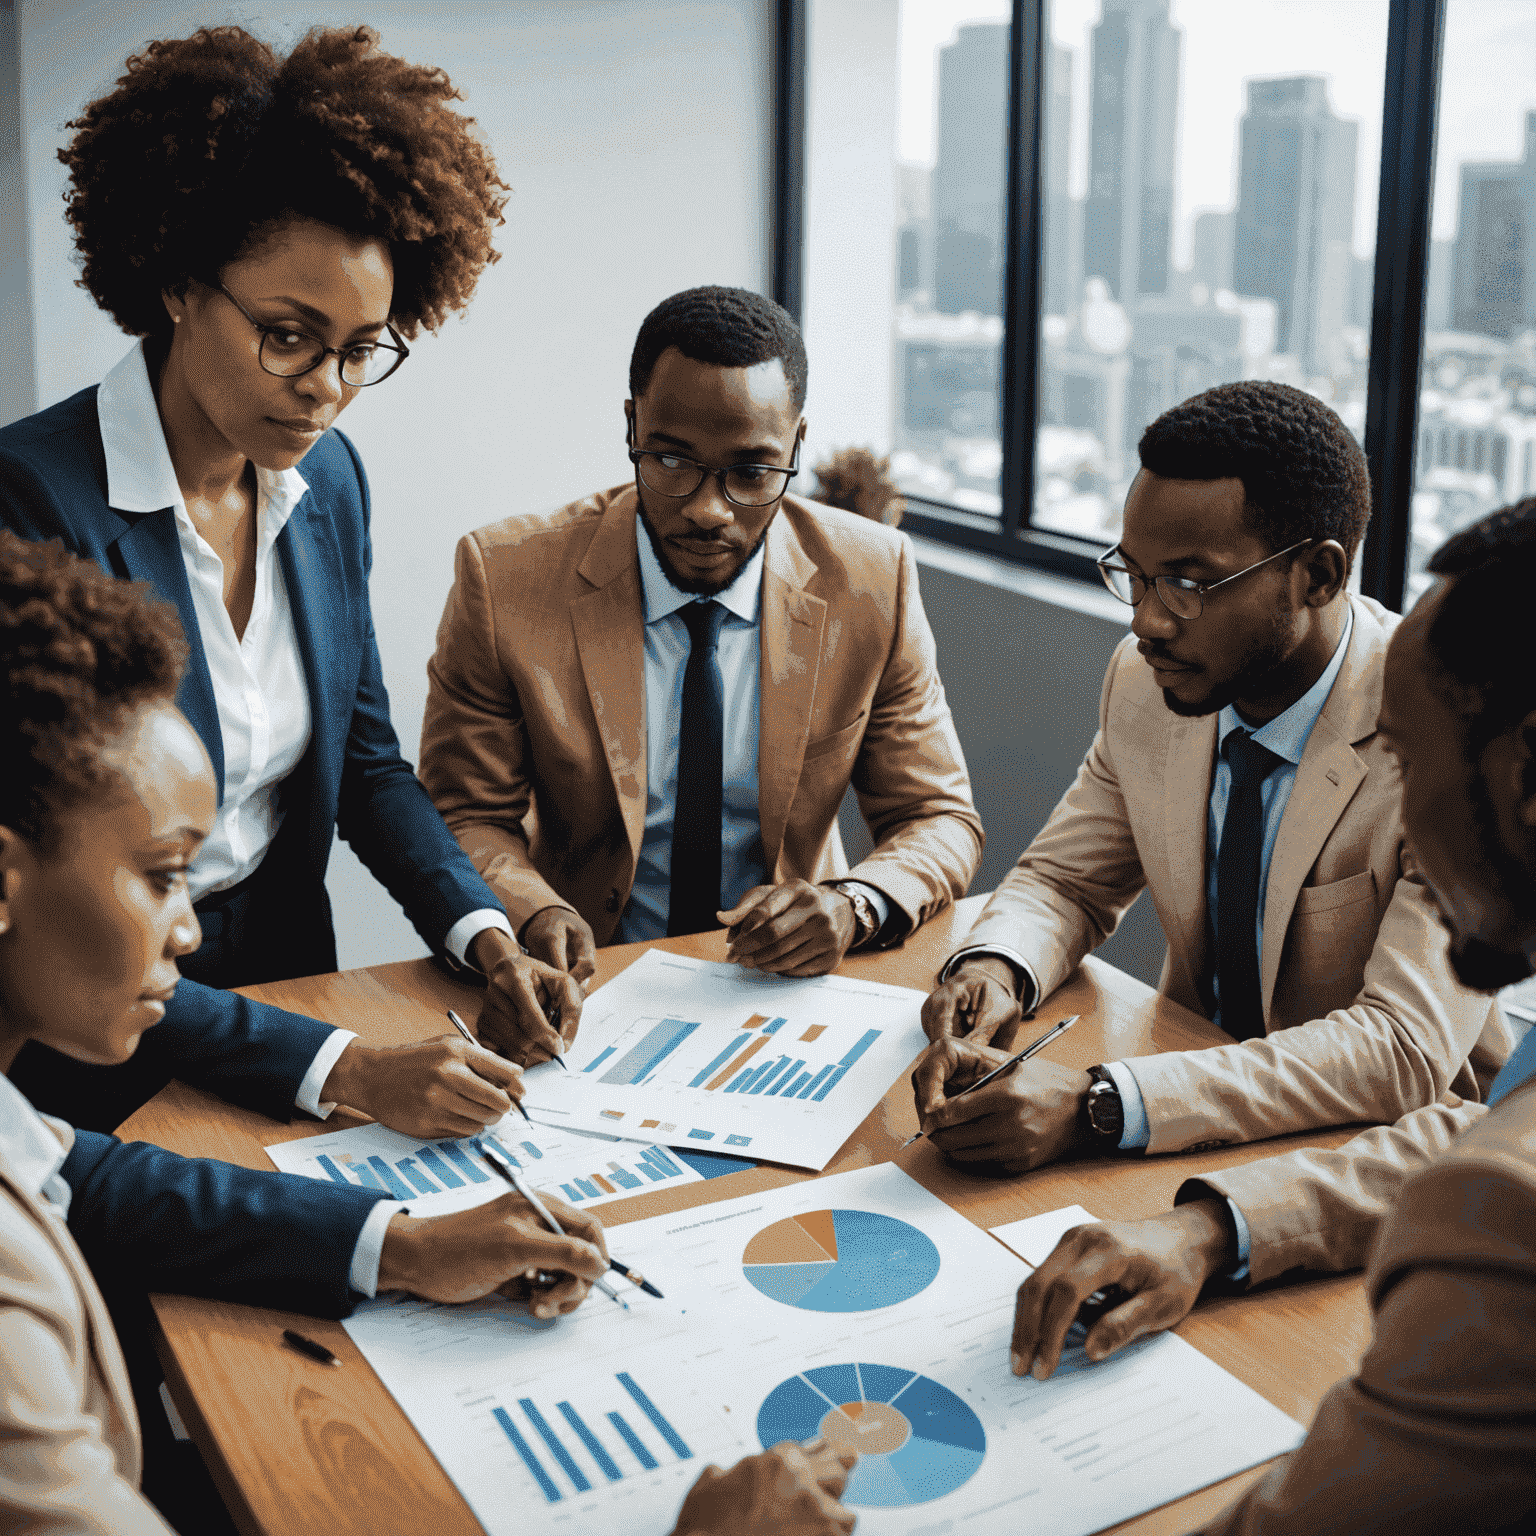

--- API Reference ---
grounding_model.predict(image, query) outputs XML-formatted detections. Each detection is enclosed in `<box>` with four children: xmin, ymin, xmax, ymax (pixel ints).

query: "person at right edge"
<box><xmin>1015</xmin><ymin>502</ymin><xmax>1536</xmax><ymax>1532</ymax></box>
<box><xmin>915</xmin><ymin>381</ymin><xmax>1512</xmax><ymax>1189</ymax></box>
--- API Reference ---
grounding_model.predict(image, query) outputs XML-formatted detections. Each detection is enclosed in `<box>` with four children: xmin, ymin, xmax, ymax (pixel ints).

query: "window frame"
<box><xmin>775</xmin><ymin>0</ymin><xmax>1449</xmax><ymax>609</ymax></box>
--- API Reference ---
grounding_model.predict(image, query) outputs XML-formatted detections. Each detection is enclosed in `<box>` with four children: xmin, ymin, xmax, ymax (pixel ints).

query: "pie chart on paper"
<box><xmin>740</xmin><ymin>1209</ymin><xmax>940</xmax><ymax>1312</ymax></box>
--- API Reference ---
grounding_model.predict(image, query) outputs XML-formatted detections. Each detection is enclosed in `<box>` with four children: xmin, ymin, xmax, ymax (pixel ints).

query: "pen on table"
<box><xmin>902</xmin><ymin>1014</ymin><xmax>1079</xmax><ymax>1149</ymax></box>
<box><xmin>479</xmin><ymin>1145</ymin><xmax>627</xmax><ymax>1309</ymax></box>
<box><xmin>447</xmin><ymin>1009</ymin><xmax>535</xmax><ymax>1126</ymax></box>
<box><xmin>282</xmin><ymin>1329</ymin><xmax>340</xmax><ymax>1367</ymax></box>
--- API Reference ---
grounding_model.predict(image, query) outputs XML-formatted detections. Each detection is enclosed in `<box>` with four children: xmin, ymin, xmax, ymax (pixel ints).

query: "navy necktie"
<box><xmin>1215</xmin><ymin>729</ymin><xmax>1283</xmax><ymax>1042</ymax></box>
<box><xmin>667</xmin><ymin>600</ymin><xmax>728</xmax><ymax>937</ymax></box>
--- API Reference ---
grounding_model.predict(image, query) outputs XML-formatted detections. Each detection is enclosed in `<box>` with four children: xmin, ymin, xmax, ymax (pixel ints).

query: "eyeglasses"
<box><xmin>1097</xmin><ymin>539</ymin><xmax>1313</xmax><ymax>619</ymax></box>
<box><xmin>216</xmin><ymin>285</ymin><xmax>410</xmax><ymax>388</ymax></box>
<box><xmin>628</xmin><ymin>438</ymin><xmax>802</xmax><ymax>509</ymax></box>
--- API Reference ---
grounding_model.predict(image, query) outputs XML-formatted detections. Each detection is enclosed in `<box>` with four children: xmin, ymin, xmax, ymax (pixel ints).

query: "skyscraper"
<box><xmin>1043</xmin><ymin>42</ymin><xmax>1079</xmax><ymax>316</ymax></box>
<box><xmin>932</xmin><ymin>22</ymin><xmax>1009</xmax><ymax>317</ymax></box>
<box><xmin>1082</xmin><ymin>0</ymin><xmax>1182</xmax><ymax>304</ymax></box>
<box><xmin>1451</xmin><ymin>112</ymin><xmax>1536</xmax><ymax>338</ymax></box>
<box><xmin>1231</xmin><ymin>76</ymin><xmax>1358</xmax><ymax>372</ymax></box>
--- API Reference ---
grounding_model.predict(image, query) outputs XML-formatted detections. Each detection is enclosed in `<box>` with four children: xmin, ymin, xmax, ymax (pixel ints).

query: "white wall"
<box><xmin>13</xmin><ymin>0</ymin><xmax>772</xmax><ymax>967</ymax></box>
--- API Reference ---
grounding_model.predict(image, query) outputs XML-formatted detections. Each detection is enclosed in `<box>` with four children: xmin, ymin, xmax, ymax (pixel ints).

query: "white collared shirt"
<box><xmin>0</xmin><ymin>1072</ymin><xmax>75</xmax><ymax>1219</ymax></box>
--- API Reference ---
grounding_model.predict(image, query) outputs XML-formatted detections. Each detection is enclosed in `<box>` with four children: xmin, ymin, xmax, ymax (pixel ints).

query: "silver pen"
<box><xmin>447</xmin><ymin>1009</ymin><xmax>535</xmax><ymax>1125</ymax></box>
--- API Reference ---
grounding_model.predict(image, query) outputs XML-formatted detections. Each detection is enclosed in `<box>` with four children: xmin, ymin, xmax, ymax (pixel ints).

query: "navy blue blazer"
<box><xmin>0</xmin><ymin>384</ymin><xmax>504</xmax><ymax>1117</ymax></box>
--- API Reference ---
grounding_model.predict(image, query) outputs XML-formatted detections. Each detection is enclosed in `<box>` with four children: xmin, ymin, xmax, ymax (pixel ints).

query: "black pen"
<box><xmin>544</xmin><ymin>991</ymin><xmax>570</xmax><ymax>1069</ymax></box>
<box><xmin>609</xmin><ymin>1258</ymin><xmax>664</xmax><ymax>1299</ymax></box>
<box><xmin>902</xmin><ymin>1015</ymin><xmax>1079</xmax><ymax>1149</ymax></box>
<box><xmin>282</xmin><ymin>1329</ymin><xmax>340</xmax><ymax>1367</ymax></box>
<box><xmin>448</xmin><ymin>1009</ymin><xmax>535</xmax><ymax>1125</ymax></box>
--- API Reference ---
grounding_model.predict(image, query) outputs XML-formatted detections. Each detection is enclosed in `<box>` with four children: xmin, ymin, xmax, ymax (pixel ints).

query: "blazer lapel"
<box><xmin>758</xmin><ymin>517</ymin><xmax>826</xmax><ymax>877</ymax></box>
<box><xmin>573</xmin><ymin>499</ymin><xmax>648</xmax><ymax>863</ymax></box>
<box><xmin>1158</xmin><ymin>712</ymin><xmax>1219</xmax><ymax>996</ymax></box>
<box><xmin>112</xmin><ymin>508</ymin><xmax>225</xmax><ymax>799</ymax></box>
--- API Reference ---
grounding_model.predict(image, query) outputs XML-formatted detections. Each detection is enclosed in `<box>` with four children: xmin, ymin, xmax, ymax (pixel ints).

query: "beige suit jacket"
<box><xmin>421</xmin><ymin>486</ymin><xmax>983</xmax><ymax>942</ymax></box>
<box><xmin>0</xmin><ymin>1135</ymin><xmax>171</xmax><ymax>1534</ymax></box>
<box><xmin>1198</xmin><ymin>1075</ymin><xmax>1536</xmax><ymax>1534</ymax></box>
<box><xmin>953</xmin><ymin>595</ymin><xmax>1513</xmax><ymax>1154</ymax></box>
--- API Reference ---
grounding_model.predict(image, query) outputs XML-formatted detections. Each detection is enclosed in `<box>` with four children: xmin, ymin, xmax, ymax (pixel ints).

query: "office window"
<box><xmin>1034</xmin><ymin>0</ymin><xmax>1389</xmax><ymax>543</ymax></box>
<box><xmin>1404</xmin><ymin>0</ymin><xmax>1536</xmax><ymax>605</ymax></box>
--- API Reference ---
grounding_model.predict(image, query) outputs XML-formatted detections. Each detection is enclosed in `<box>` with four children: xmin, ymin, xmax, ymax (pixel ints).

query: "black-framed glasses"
<box><xmin>628</xmin><ymin>438</ymin><xmax>802</xmax><ymax>509</ymax></box>
<box><xmin>1097</xmin><ymin>539</ymin><xmax>1314</xmax><ymax>620</ymax></box>
<box><xmin>216</xmin><ymin>285</ymin><xmax>409</xmax><ymax>388</ymax></box>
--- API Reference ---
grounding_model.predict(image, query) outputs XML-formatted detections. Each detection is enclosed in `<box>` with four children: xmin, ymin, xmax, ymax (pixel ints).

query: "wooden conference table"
<box><xmin>121</xmin><ymin>895</ymin><xmax>1373</xmax><ymax>1536</ymax></box>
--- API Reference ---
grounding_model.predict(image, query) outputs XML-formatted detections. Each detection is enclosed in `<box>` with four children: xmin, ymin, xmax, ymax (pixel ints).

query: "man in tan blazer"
<box><xmin>422</xmin><ymin>287</ymin><xmax>981</xmax><ymax>1059</ymax></box>
<box><xmin>1009</xmin><ymin>501</ymin><xmax>1536</xmax><ymax>1533</ymax></box>
<box><xmin>914</xmin><ymin>380</ymin><xmax>1511</xmax><ymax>1171</ymax></box>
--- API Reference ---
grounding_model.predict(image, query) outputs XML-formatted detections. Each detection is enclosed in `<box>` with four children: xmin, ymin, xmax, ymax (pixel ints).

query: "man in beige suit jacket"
<box><xmin>1011</xmin><ymin>500</ymin><xmax>1536</xmax><ymax>1533</ymax></box>
<box><xmin>914</xmin><ymin>381</ymin><xmax>1511</xmax><ymax>1173</ymax></box>
<box><xmin>422</xmin><ymin>288</ymin><xmax>980</xmax><ymax>1059</ymax></box>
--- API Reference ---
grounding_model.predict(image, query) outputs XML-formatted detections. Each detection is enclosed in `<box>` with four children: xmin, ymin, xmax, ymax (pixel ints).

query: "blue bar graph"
<box><xmin>575</xmin><ymin>1178</ymin><xmax>601</xmax><ymax>1198</ymax></box>
<box><xmin>839</xmin><ymin>1029</ymin><xmax>881</xmax><ymax>1068</ymax></box>
<box><xmin>689</xmin><ymin>1035</ymin><xmax>751</xmax><ymax>1088</ymax></box>
<box><xmin>761</xmin><ymin>1017</ymin><xmax>788</xmax><ymax>1034</ymax></box>
<box><xmin>493</xmin><ymin>1408</ymin><xmax>561</xmax><ymax>1502</ymax></box>
<box><xmin>557</xmin><ymin>1402</ymin><xmax>622</xmax><ymax>1481</ymax></box>
<box><xmin>811</xmin><ymin>1068</ymin><xmax>848</xmax><ymax>1102</ymax></box>
<box><xmin>606</xmin><ymin>1164</ymin><xmax>642</xmax><ymax>1189</ymax></box>
<box><xmin>784</xmin><ymin>1072</ymin><xmax>812</xmax><ymax>1097</ymax></box>
<box><xmin>584</xmin><ymin>1044</ymin><xmax>618</xmax><ymax>1074</ymax></box>
<box><xmin>437</xmin><ymin>1142</ymin><xmax>491</xmax><ymax>1183</ymax></box>
<box><xmin>797</xmin><ymin>1064</ymin><xmax>834</xmax><ymax>1099</ymax></box>
<box><xmin>561</xmin><ymin>1183</ymin><xmax>582</xmax><ymax>1202</ymax></box>
<box><xmin>518</xmin><ymin>1141</ymin><xmax>544</xmax><ymax>1161</ymax></box>
<box><xmin>365</xmin><ymin>1157</ymin><xmax>413</xmax><ymax>1200</ymax></box>
<box><xmin>397</xmin><ymin>1158</ymin><xmax>439</xmax><ymax>1194</ymax></box>
<box><xmin>519</xmin><ymin>1399</ymin><xmax>591</xmax><ymax>1493</ymax></box>
<box><xmin>599</xmin><ymin>1018</ymin><xmax>701</xmax><ymax>1085</ymax></box>
<box><xmin>764</xmin><ymin>1059</ymin><xmax>807</xmax><ymax>1096</ymax></box>
<box><xmin>747</xmin><ymin>1057</ymin><xmax>790</xmax><ymax>1094</ymax></box>
<box><xmin>635</xmin><ymin>1162</ymin><xmax>662</xmax><ymax>1182</ymax></box>
<box><xmin>315</xmin><ymin>1155</ymin><xmax>350</xmax><ymax>1186</ymax></box>
<box><xmin>643</xmin><ymin>1147</ymin><xmax>684</xmax><ymax>1177</ymax></box>
<box><xmin>618</xmin><ymin>1373</ymin><xmax>693</xmax><ymax>1458</ymax></box>
<box><xmin>607</xmin><ymin>1412</ymin><xmax>658</xmax><ymax>1470</ymax></box>
<box><xmin>809</xmin><ymin>1030</ymin><xmax>882</xmax><ymax>1102</ymax></box>
<box><xmin>349</xmin><ymin>1162</ymin><xmax>385</xmax><ymax>1191</ymax></box>
<box><xmin>415</xmin><ymin>1147</ymin><xmax>464</xmax><ymax>1188</ymax></box>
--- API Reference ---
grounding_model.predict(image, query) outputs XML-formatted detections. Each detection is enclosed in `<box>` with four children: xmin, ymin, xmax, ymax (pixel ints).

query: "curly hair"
<box><xmin>59</xmin><ymin>25</ymin><xmax>508</xmax><ymax>340</ymax></box>
<box><xmin>1422</xmin><ymin>499</ymin><xmax>1536</xmax><ymax>757</ymax></box>
<box><xmin>0</xmin><ymin>532</ymin><xmax>188</xmax><ymax>847</ymax></box>
<box><xmin>1137</xmin><ymin>381</ymin><xmax>1371</xmax><ymax>568</ymax></box>
<box><xmin>630</xmin><ymin>287</ymin><xmax>808</xmax><ymax>413</ymax></box>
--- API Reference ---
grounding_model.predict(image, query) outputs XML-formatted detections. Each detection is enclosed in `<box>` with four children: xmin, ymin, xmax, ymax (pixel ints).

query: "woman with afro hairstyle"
<box><xmin>0</xmin><ymin>27</ymin><xmax>565</xmax><ymax>1148</ymax></box>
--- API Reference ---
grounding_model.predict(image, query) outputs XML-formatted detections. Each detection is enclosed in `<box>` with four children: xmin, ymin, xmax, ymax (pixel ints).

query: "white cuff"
<box><xmin>842</xmin><ymin>881</ymin><xmax>891</xmax><ymax>934</ymax></box>
<box><xmin>445</xmin><ymin>909</ymin><xmax>516</xmax><ymax>968</ymax></box>
<box><xmin>349</xmin><ymin>1198</ymin><xmax>407</xmax><ymax>1297</ymax></box>
<box><xmin>940</xmin><ymin>945</ymin><xmax>1042</xmax><ymax>1014</ymax></box>
<box><xmin>1225</xmin><ymin>1198</ymin><xmax>1253</xmax><ymax>1283</ymax></box>
<box><xmin>1100</xmin><ymin>1060</ymin><xmax>1150</xmax><ymax>1150</ymax></box>
<box><xmin>296</xmin><ymin>1030</ymin><xmax>359</xmax><ymax>1120</ymax></box>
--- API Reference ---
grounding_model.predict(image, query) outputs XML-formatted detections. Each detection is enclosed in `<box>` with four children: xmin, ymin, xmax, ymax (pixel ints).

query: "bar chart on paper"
<box><xmin>264</xmin><ymin>1120</ymin><xmax>703</xmax><ymax>1212</ymax></box>
<box><xmin>523</xmin><ymin>951</ymin><xmax>928</xmax><ymax>1169</ymax></box>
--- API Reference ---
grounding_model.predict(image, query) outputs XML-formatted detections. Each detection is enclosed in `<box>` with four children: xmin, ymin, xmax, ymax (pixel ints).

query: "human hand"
<box><xmin>720</xmin><ymin>881</ymin><xmax>858</xmax><ymax>976</ymax></box>
<box><xmin>921</xmin><ymin>959</ymin><xmax>1022</xmax><ymax>1045</ymax></box>
<box><xmin>320</xmin><ymin>1036</ymin><xmax>525</xmax><ymax>1139</ymax></box>
<box><xmin>1010</xmin><ymin>1201</ymin><xmax>1239</xmax><ymax>1380</ymax></box>
<box><xmin>910</xmin><ymin>1038</ymin><xmax>1093</xmax><ymax>1173</ymax></box>
<box><xmin>521</xmin><ymin>906</ymin><xmax>598</xmax><ymax>988</ymax></box>
<box><xmin>671</xmin><ymin>1438</ymin><xmax>857</xmax><ymax>1536</ymax></box>
<box><xmin>377</xmin><ymin>1190</ymin><xmax>609</xmax><ymax>1318</ymax></box>
<box><xmin>470</xmin><ymin>927</ymin><xmax>584</xmax><ymax>1068</ymax></box>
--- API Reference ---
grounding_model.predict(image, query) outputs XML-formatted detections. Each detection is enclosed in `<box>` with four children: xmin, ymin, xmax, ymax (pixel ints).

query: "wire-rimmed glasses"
<box><xmin>628</xmin><ymin>438</ymin><xmax>802</xmax><ymax>509</ymax></box>
<box><xmin>1097</xmin><ymin>539</ymin><xmax>1313</xmax><ymax>619</ymax></box>
<box><xmin>217</xmin><ymin>285</ymin><xmax>409</xmax><ymax>388</ymax></box>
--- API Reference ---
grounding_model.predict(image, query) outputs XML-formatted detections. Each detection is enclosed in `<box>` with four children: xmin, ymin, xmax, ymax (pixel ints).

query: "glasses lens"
<box><xmin>258</xmin><ymin>331</ymin><xmax>326</xmax><ymax>379</ymax></box>
<box><xmin>637</xmin><ymin>454</ymin><xmax>705</xmax><ymax>497</ymax></box>
<box><xmin>1098</xmin><ymin>563</ymin><xmax>1138</xmax><ymax>604</ymax></box>
<box><xmin>1155</xmin><ymin>578</ymin><xmax>1203</xmax><ymax>620</ymax></box>
<box><xmin>342</xmin><ymin>344</ymin><xmax>405</xmax><ymax>388</ymax></box>
<box><xmin>723</xmin><ymin>467</ymin><xmax>792</xmax><ymax>507</ymax></box>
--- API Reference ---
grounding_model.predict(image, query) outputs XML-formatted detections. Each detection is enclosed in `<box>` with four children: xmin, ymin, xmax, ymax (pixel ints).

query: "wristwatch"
<box><xmin>1082</xmin><ymin>1066</ymin><xmax>1124</xmax><ymax>1144</ymax></box>
<box><xmin>826</xmin><ymin>881</ymin><xmax>880</xmax><ymax>950</ymax></box>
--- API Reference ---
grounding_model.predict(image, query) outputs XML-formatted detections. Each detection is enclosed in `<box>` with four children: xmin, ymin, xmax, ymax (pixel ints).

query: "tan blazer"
<box><xmin>420</xmin><ymin>486</ymin><xmax>983</xmax><ymax>942</ymax></box>
<box><xmin>0</xmin><ymin>1134</ymin><xmax>172</xmax><ymax>1534</ymax></box>
<box><xmin>1197</xmin><ymin>1075</ymin><xmax>1536</xmax><ymax>1534</ymax></box>
<box><xmin>954</xmin><ymin>595</ymin><xmax>1513</xmax><ymax>1153</ymax></box>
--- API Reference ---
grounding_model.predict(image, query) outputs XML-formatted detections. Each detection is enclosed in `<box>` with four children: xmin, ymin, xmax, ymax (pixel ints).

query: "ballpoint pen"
<box><xmin>479</xmin><ymin>1145</ymin><xmax>627</xmax><ymax>1308</ymax></box>
<box><xmin>447</xmin><ymin>1009</ymin><xmax>534</xmax><ymax>1126</ymax></box>
<box><xmin>902</xmin><ymin>1014</ymin><xmax>1079</xmax><ymax>1149</ymax></box>
<box><xmin>544</xmin><ymin>991</ymin><xmax>570</xmax><ymax>1068</ymax></box>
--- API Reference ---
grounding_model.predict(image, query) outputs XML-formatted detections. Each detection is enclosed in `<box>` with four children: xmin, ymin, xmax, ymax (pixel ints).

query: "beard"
<box><xmin>636</xmin><ymin>499</ymin><xmax>773</xmax><ymax>597</ymax></box>
<box><xmin>1158</xmin><ymin>609</ymin><xmax>1294</xmax><ymax>719</ymax></box>
<box><xmin>1438</xmin><ymin>772</ymin><xmax>1536</xmax><ymax>992</ymax></box>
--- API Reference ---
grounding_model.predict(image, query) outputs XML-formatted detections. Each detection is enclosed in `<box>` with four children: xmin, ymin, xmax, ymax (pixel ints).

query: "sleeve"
<box><xmin>943</xmin><ymin>636</ymin><xmax>1150</xmax><ymax>996</ymax></box>
<box><xmin>1174</xmin><ymin>1098</ymin><xmax>1489</xmax><ymax>1285</ymax></box>
<box><xmin>840</xmin><ymin>536</ymin><xmax>985</xmax><ymax>938</ymax></box>
<box><xmin>1125</xmin><ymin>860</ymin><xmax>1500</xmax><ymax>1155</ymax></box>
<box><xmin>419</xmin><ymin>532</ymin><xmax>577</xmax><ymax>933</ymax></box>
<box><xmin>324</xmin><ymin>438</ymin><xmax>512</xmax><ymax>954</ymax></box>
<box><xmin>1195</xmin><ymin>1203</ymin><xmax>1536</xmax><ymax>1533</ymax></box>
<box><xmin>62</xmin><ymin>1131</ymin><xmax>389</xmax><ymax>1319</ymax></box>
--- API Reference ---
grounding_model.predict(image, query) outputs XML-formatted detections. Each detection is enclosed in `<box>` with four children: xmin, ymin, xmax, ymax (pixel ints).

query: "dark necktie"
<box><xmin>1215</xmin><ymin>729</ymin><xmax>1283</xmax><ymax>1042</ymax></box>
<box><xmin>667</xmin><ymin>600</ymin><xmax>728</xmax><ymax>937</ymax></box>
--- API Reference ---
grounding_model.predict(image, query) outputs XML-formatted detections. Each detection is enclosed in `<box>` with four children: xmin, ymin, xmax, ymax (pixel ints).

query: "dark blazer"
<box><xmin>0</xmin><ymin>384</ymin><xmax>504</xmax><ymax>1125</ymax></box>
